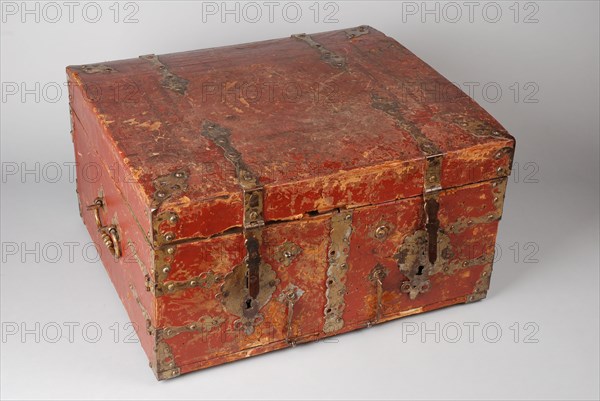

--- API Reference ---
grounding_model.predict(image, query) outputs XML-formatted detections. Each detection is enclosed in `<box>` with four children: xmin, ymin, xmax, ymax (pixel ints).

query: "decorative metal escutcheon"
<box><xmin>275</xmin><ymin>241</ymin><xmax>302</xmax><ymax>267</ymax></box>
<box><xmin>220</xmin><ymin>261</ymin><xmax>279</xmax><ymax>335</ymax></box>
<box><xmin>394</xmin><ymin>229</ymin><xmax>452</xmax><ymax>300</ymax></box>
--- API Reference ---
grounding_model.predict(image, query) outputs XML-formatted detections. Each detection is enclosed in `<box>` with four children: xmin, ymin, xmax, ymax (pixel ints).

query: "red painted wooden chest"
<box><xmin>67</xmin><ymin>26</ymin><xmax>515</xmax><ymax>380</ymax></box>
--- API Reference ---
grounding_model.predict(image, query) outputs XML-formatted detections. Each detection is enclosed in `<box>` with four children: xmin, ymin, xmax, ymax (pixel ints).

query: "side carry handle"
<box><xmin>86</xmin><ymin>197</ymin><xmax>121</xmax><ymax>258</ymax></box>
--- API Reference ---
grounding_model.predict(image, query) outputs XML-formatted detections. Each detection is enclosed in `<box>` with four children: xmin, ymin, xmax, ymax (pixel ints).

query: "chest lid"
<box><xmin>67</xmin><ymin>26</ymin><xmax>514</xmax><ymax>246</ymax></box>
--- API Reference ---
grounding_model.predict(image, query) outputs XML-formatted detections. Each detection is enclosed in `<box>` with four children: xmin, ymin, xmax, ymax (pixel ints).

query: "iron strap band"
<box><xmin>200</xmin><ymin>120</ymin><xmax>264</xmax><ymax>300</ymax></box>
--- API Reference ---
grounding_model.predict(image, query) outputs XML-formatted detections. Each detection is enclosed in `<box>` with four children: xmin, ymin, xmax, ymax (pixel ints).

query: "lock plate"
<box><xmin>220</xmin><ymin>260</ymin><xmax>279</xmax><ymax>335</ymax></box>
<box><xmin>395</xmin><ymin>229</ymin><xmax>452</xmax><ymax>300</ymax></box>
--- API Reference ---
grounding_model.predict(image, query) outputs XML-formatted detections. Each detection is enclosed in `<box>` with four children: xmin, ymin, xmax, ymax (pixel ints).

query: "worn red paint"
<box><xmin>68</xmin><ymin>26</ymin><xmax>515</xmax><ymax>380</ymax></box>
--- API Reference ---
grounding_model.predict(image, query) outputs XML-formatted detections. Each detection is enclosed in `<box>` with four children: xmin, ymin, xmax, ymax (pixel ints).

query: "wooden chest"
<box><xmin>67</xmin><ymin>26</ymin><xmax>515</xmax><ymax>380</ymax></box>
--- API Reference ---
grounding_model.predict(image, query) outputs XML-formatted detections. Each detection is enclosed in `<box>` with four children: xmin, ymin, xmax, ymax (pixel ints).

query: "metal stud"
<box><xmin>375</xmin><ymin>225</ymin><xmax>389</xmax><ymax>239</ymax></box>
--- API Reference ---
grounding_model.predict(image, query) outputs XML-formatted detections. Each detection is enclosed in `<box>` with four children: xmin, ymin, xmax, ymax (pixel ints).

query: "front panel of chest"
<box><xmin>152</xmin><ymin>177</ymin><xmax>506</xmax><ymax>373</ymax></box>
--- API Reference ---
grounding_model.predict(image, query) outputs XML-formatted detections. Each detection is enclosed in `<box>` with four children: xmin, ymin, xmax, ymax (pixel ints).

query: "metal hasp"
<box><xmin>368</xmin><ymin>264</ymin><xmax>388</xmax><ymax>324</ymax></box>
<box><xmin>244</xmin><ymin>233</ymin><xmax>261</xmax><ymax>300</ymax></box>
<box><xmin>395</xmin><ymin>154</ymin><xmax>452</xmax><ymax>299</ymax></box>
<box><xmin>201</xmin><ymin>121</ymin><xmax>275</xmax><ymax>335</ymax></box>
<box><xmin>424</xmin><ymin>198</ymin><xmax>440</xmax><ymax>266</ymax></box>
<box><xmin>277</xmin><ymin>284</ymin><xmax>305</xmax><ymax>345</ymax></box>
<box><xmin>241</xmin><ymin>185</ymin><xmax>265</xmax><ymax>320</ymax></box>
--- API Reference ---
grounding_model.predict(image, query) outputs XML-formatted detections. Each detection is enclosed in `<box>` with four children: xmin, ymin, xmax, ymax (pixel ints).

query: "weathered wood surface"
<box><xmin>69</xmin><ymin>26</ymin><xmax>514</xmax><ymax>379</ymax></box>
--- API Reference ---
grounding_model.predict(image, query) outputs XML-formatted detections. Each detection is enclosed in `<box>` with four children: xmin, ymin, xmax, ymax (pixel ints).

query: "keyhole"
<box><xmin>416</xmin><ymin>265</ymin><xmax>425</xmax><ymax>276</ymax></box>
<box><xmin>245</xmin><ymin>298</ymin><xmax>253</xmax><ymax>310</ymax></box>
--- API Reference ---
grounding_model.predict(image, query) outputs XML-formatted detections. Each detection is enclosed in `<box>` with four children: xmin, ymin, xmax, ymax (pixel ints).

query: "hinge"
<box><xmin>424</xmin><ymin>153</ymin><xmax>443</xmax><ymax>194</ymax></box>
<box><xmin>291</xmin><ymin>33</ymin><xmax>346</xmax><ymax>69</ymax></box>
<box><xmin>243</xmin><ymin>187</ymin><xmax>264</xmax><ymax>229</ymax></box>
<box><xmin>345</xmin><ymin>25</ymin><xmax>370</xmax><ymax>39</ymax></box>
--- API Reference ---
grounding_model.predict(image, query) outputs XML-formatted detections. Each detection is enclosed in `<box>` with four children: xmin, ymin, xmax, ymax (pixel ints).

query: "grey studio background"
<box><xmin>1</xmin><ymin>1</ymin><xmax>598</xmax><ymax>400</ymax></box>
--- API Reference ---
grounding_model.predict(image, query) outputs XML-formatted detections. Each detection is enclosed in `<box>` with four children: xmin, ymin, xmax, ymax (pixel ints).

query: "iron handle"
<box><xmin>86</xmin><ymin>197</ymin><xmax>121</xmax><ymax>258</ymax></box>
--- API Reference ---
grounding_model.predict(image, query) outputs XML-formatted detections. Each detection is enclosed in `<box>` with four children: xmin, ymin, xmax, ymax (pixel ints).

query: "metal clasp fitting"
<box><xmin>242</xmin><ymin>187</ymin><xmax>265</xmax><ymax>314</ymax></box>
<box><xmin>424</xmin><ymin>197</ymin><xmax>440</xmax><ymax>266</ymax></box>
<box><xmin>86</xmin><ymin>197</ymin><xmax>121</xmax><ymax>258</ymax></box>
<box><xmin>396</xmin><ymin>154</ymin><xmax>451</xmax><ymax>300</ymax></box>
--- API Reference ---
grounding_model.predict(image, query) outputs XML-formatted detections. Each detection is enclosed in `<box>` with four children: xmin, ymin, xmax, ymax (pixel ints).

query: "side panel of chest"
<box><xmin>150</xmin><ymin>177</ymin><xmax>506</xmax><ymax>377</ymax></box>
<box><xmin>71</xmin><ymin>109</ymin><xmax>159</xmax><ymax>370</ymax></box>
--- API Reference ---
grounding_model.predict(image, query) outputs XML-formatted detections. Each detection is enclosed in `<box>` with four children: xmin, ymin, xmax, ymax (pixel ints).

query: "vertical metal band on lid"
<box><xmin>201</xmin><ymin>121</ymin><xmax>276</xmax><ymax>335</ymax></box>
